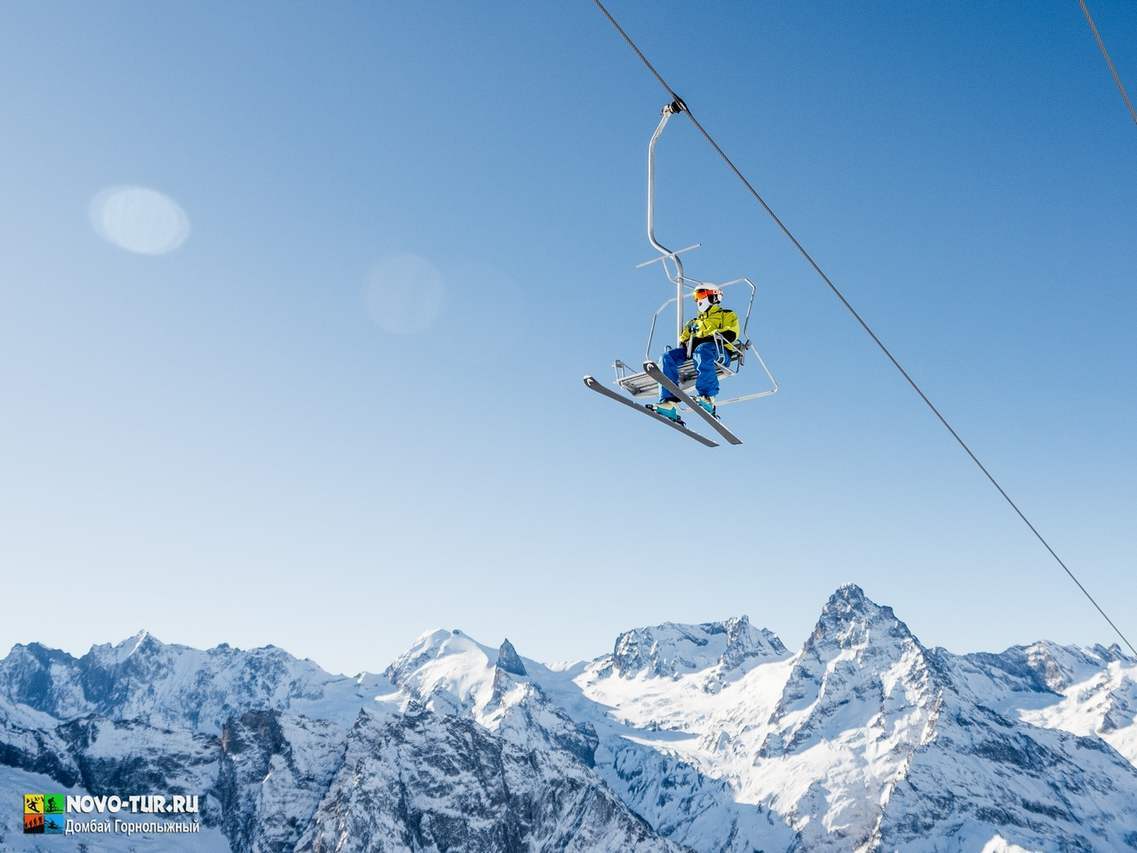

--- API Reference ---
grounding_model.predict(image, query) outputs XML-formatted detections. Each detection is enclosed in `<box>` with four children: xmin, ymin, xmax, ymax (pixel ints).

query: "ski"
<box><xmin>642</xmin><ymin>361</ymin><xmax>743</xmax><ymax>445</ymax></box>
<box><xmin>583</xmin><ymin>376</ymin><xmax>718</xmax><ymax>447</ymax></box>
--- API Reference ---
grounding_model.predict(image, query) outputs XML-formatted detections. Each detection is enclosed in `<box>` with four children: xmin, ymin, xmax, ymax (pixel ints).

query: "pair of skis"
<box><xmin>583</xmin><ymin>361</ymin><xmax>742</xmax><ymax>447</ymax></box>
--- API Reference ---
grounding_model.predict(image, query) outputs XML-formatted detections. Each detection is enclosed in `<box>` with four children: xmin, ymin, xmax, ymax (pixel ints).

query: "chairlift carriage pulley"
<box><xmin>583</xmin><ymin>102</ymin><xmax>778</xmax><ymax>447</ymax></box>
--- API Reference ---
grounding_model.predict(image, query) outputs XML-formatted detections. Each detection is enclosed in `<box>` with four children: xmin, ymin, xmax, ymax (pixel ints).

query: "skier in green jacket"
<box><xmin>654</xmin><ymin>286</ymin><xmax>740</xmax><ymax>420</ymax></box>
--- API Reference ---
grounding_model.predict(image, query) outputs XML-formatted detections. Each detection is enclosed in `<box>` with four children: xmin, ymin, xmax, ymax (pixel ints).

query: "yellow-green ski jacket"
<box><xmin>680</xmin><ymin>305</ymin><xmax>741</xmax><ymax>351</ymax></box>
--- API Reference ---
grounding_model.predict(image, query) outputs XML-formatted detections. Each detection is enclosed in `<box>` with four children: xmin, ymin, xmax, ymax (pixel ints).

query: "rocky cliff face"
<box><xmin>298</xmin><ymin>708</ymin><xmax>678</xmax><ymax>853</ymax></box>
<box><xmin>215</xmin><ymin>710</ymin><xmax>345</xmax><ymax>853</ymax></box>
<box><xmin>3</xmin><ymin>587</ymin><xmax>1137</xmax><ymax>852</ymax></box>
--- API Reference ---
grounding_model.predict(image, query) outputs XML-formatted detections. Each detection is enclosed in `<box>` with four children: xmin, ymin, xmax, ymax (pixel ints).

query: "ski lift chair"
<box><xmin>583</xmin><ymin>99</ymin><xmax>779</xmax><ymax>446</ymax></box>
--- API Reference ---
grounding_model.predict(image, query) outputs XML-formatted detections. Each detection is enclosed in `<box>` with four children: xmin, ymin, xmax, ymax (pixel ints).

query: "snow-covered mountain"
<box><xmin>3</xmin><ymin>586</ymin><xmax>1136</xmax><ymax>852</ymax></box>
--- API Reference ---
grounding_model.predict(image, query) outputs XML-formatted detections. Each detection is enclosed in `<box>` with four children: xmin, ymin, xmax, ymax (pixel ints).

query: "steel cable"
<box><xmin>592</xmin><ymin>0</ymin><xmax>1137</xmax><ymax>657</ymax></box>
<box><xmin>1077</xmin><ymin>0</ymin><xmax>1137</xmax><ymax>128</ymax></box>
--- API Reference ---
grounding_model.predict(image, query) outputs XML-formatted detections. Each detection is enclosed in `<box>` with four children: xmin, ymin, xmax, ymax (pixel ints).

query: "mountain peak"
<box><xmin>610</xmin><ymin>617</ymin><xmax>786</xmax><ymax>679</ymax></box>
<box><xmin>384</xmin><ymin>628</ymin><xmax>469</xmax><ymax>686</ymax></box>
<box><xmin>496</xmin><ymin>639</ymin><xmax>527</xmax><ymax>677</ymax></box>
<box><xmin>88</xmin><ymin>630</ymin><xmax>159</xmax><ymax>666</ymax></box>
<box><xmin>809</xmin><ymin>584</ymin><xmax>912</xmax><ymax>650</ymax></box>
<box><xmin>1093</xmin><ymin>642</ymin><xmax>1134</xmax><ymax>664</ymax></box>
<box><xmin>825</xmin><ymin>583</ymin><xmax>869</xmax><ymax>610</ymax></box>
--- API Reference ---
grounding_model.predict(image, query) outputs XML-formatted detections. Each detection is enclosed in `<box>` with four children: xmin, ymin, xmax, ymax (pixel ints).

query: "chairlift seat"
<box><xmin>615</xmin><ymin>346</ymin><xmax>743</xmax><ymax>400</ymax></box>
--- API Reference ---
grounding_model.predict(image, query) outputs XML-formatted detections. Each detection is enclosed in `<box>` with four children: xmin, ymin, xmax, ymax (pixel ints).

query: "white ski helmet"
<box><xmin>693</xmin><ymin>286</ymin><xmax>722</xmax><ymax>311</ymax></box>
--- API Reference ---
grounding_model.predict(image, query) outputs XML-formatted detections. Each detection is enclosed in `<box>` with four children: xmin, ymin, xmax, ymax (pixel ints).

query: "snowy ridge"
<box><xmin>1017</xmin><ymin>654</ymin><xmax>1137</xmax><ymax>764</ymax></box>
<box><xmin>3</xmin><ymin>586</ymin><xmax>1137</xmax><ymax>851</ymax></box>
<box><xmin>0</xmin><ymin>634</ymin><xmax>394</xmax><ymax>734</ymax></box>
<box><xmin>605</xmin><ymin>615</ymin><xmax>787</xmax><ymax>681</ymax></box>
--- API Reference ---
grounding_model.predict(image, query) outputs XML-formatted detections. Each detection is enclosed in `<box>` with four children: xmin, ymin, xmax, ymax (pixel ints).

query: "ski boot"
<box><xmin>695</xmin><ymin>395</ymin><xmax>717</xmax><ymax>418</ymax></box>
<box><xmin>649</xmin><ymin>400</ymin><xmax>682</xmax><ymax>423</ymax></box>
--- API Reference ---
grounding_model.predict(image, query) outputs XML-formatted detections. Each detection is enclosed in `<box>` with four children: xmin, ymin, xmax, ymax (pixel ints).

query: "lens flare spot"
<box><xmin>90</xmin><ymin>186</ymin><xmax>191</xmax><ymax>256</ymax></box>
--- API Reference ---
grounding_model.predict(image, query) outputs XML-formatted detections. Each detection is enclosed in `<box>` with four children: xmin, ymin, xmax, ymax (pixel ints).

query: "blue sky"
<box><xmin>2</xmin><ymin>1</ymin><xmax>1134</xmax><ymax>675</ymax></box>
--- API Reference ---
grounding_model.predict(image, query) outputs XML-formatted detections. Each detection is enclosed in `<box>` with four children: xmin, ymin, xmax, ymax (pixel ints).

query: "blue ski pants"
<box><xmin>659</xmin><ymin>342</ymin><xmax>728</xmax><ymax>403</ymax></box>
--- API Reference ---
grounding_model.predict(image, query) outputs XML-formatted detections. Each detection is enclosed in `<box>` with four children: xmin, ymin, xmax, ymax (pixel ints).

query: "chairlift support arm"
<box><xmin>647</xmin><ymin>100</ymin><xmax>687</xmax><ymax>346</ymax></box>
